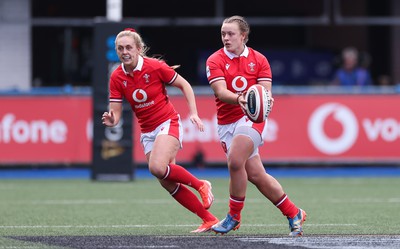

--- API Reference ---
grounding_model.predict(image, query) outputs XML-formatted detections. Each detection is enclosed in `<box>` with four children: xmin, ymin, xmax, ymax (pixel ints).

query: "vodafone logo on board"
<box><xmin>308</xmin><ymin>102</ymin><xmax>400</xmax><ymax>155</ymax></box>
<box><xmin>308</xmin><ymin>103</ymin><xmax>358</xmax><ymax>155</ymax></box>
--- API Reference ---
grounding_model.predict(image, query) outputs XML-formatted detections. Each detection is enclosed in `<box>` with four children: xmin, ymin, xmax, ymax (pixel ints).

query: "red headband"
<box><xmin>124</xmin><ymin>28</ymin><xmax>136</xmax><ymax>32</ymax></box>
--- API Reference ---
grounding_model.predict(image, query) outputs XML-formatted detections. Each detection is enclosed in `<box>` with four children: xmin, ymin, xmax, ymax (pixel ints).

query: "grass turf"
<box><xmin>1</xmin><ymin>177</ymin><xmax>399</xmax><ymax>238</ymax></box>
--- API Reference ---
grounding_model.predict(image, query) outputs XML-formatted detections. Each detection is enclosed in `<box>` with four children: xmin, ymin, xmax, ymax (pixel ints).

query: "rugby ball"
<box><xmin>244</xmin><ymin>84</ymin><xmax>271</xmax><ymax>123</ymax></box>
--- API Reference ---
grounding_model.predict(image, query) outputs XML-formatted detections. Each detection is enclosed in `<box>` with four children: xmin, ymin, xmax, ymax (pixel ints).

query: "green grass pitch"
<box><xmin>1</xmin><ymin>176</ymin><xmax>399</xmax><ymax>242</ymax></box>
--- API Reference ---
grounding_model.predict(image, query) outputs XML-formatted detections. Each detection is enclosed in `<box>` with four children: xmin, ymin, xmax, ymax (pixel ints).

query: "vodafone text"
<box><xmin>0</xmin><ymin>113</ymin><xmax>67</xmax><ymax>144</ymax></box>
<box><xmin>363</xmin><ymin>118</ymin><xmax>400</xmax><ymax>142</ymax></box>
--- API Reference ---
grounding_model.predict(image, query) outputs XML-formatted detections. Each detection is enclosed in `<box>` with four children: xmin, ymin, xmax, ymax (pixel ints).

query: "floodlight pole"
<box><xmin>107</xmin><ymin>0</ymin><xmax>122</xmax><ymax>22</ymax></box>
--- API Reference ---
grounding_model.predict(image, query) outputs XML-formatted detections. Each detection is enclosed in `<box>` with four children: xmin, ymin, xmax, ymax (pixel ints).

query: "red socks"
<box><xmin>274</xmin><ymin>193</ymin><xmax>298</xmax><ymax>218</ymax></box>
<box><xmin>162</xmin><ymin>164</ymin><xmax>203</xmax><ymax>190</ymax></box>
<box><xmin>229</xmin><ymin>195</ymin><xmax>245</xmax><ymax>221</ymax></box>
<box><xmin>171</xmin><ymin>184</ymin><xmax>216</xmax><ymax>222</ymax></box>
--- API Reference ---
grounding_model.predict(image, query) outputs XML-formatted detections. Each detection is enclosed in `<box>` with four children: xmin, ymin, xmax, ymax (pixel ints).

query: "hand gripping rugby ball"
<box><xmin>244</xmin><ymin>84</ymin><xmax>271</xmax><ymax>123</ymax></box>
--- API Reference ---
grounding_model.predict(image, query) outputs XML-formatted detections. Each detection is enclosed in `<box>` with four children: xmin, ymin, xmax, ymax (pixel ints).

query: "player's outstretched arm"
<box><xmin>102</xmin><ymin>102</ymin><xmax>122</xmax><ymax>127</ymax></box>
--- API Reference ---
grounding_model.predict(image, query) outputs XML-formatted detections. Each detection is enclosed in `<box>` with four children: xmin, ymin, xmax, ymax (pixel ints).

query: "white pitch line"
<box><xmin>245</xmin><ymin>224</ymin><xmax>358</xmax><ymax>227</ymax></box>
<box><xmin>0</xmin><ymin>199</ymin><xmax>176</xmax><ymax>205</ymax></box>
<box><xmin>0</xmin><ymin>225</ymin><xmax>192</xmax><ymax>229</ymax></box>
<box><xmin>3</xmin><ymin>197</ymin><xmax>400</xmax><ymax>206</ymax></box>
<box><xmin>0</xmin><ymin>198</ymin><xmax>277</xmax><ymax>206</ymax></box>
<box><xmin>329</xmin><ymin>198</ymin><xmax>400</xmax><ymax>203</ymax></box>
<box><xmin>0</xmin><ymin>223</ymin><xmax>357</xmax><ymax>229</ymax></box>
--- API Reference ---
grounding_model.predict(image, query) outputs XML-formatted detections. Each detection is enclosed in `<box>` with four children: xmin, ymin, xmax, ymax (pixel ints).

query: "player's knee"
<box><xmin>247</xmin><ymin>172</ymin><xmax>265</xmax><ymax>185</ymax></box>
<box><xmin>228</xmin><ymin>156</ymin><xmax>245</xmax><ymax>172</ymax></box>
<box><xmin>148</xmin><ymin>163</ymin><xmax>166</xmax><ymax>179</ymax></box>
<box><xmin>247</xmin><ymin>173</ymin><xmax>258</xmax><ymax>183</ymax></box>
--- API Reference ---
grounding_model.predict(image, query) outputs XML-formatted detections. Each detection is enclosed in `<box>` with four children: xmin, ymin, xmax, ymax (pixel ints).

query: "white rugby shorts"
<box><xmin>217</xmin><ymin>116</ymin><xmax>268</xmax><ymax>159</ymax></box>
<box><xmin>140</xmin><ymin>114</ymin><xmax>183</xmax><ymax>155</ymax></box>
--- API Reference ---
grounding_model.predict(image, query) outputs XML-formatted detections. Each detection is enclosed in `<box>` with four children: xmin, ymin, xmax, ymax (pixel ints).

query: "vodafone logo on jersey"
<box><xmin>231</xmin><ymin>76</ymin><xmax>248</xmax><ymax>92</ymax></box>
<box><xmin>132</xmin><ymin>89</ymin><xmax>155</xmax><ymax>109</ymax></box>
<box><xmin>308</xmin><ymin>103</ymin><xmax>358</xmax><ymax>155</ymax></box>
<box><xmin>132</xmin><ymin>89</ymin><xmax>147</xmax><ymax>103</ymax></box>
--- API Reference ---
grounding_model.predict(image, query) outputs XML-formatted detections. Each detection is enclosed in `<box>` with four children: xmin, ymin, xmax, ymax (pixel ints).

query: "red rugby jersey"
<box><xmin>206</xmin><ymin>46</ymin><xmax>272</xmax><ymax>125</ymax></box>
<box><xmin>109</xmin><ymin>56</ymin><xmax>178</xmax><ymax>133</ymax></box>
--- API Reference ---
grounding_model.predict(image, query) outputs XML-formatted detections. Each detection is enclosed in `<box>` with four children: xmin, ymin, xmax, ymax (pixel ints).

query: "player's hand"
<box><xmin>237</xmin><ymin>93</ymin><xmax>247</xmax><ymax>113</ymax></box>
<box><xmin>267</xmin><ymin>90</ymin><xmax>275</xmax><ymax>109</ymax></box>
<box><xmin>101</xmin><ymin>110</ymin><xmax>115</xmax><ymax>127</ymax></box>
<box><xmin>189</xmin><ymin>114</ymin><xmax>204</xmax><ymax>132</ymax></box>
